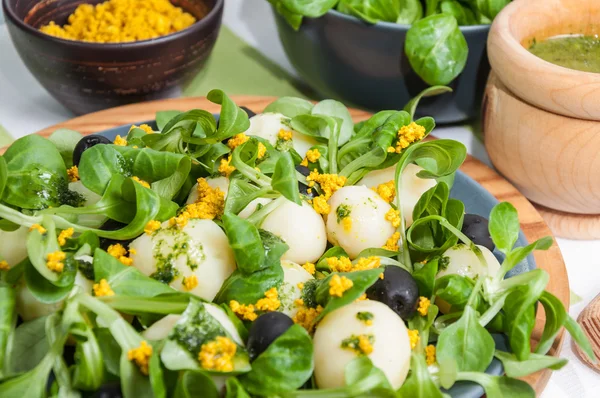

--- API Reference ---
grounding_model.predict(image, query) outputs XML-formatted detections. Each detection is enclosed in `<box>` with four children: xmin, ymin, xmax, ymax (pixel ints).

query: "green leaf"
<box><xmin>474</xmin><ymin>0</ymin><xmax>511</xmax><ymax>20</ymax></box>
<box><xmin>535</xmin><ymin>291</ymin><xmax>568</xmax><ymax>355</ymax></box>
<box><xmin>214</xmin><ymin>266</ymin><xmax>284</xmax><ymax>305</ymax></box>
<box><xmin>397</xmin><ymin>0</ymin><xmax>424</xmax><ymax>23</ymax></box>
<box><xmin>264</xmin><ymin>97</ymin><xmax>314</xmax><ymax>117</ymax></box>
<box><xmin>208</xmin><ymin>89</ymin><xmax>251</xmax><ymax>142</ymax></box>
<box><xmin>405</xmin><ymin>14</ymin><xmax>468</xmax><ymax>86</ymax></box>
<box><xmin>174</xmin><ymin>371</ymin><xmax>219</xmax><ymax>398</ymax></box>
<box><xmin>312</xmin><ymin>99</ymin><xmax>354</xmax><ymax>146</ymax></box>
<box><xmin>24</xmin><ymin>259</ymin><xmax>73</xmax><ymax>304</ymax></box>
<box><xmin>564</xmin><ymin>315</ymin><xmax>597</xmax><ymax>363</ymax></box>
<box><xmin>161</xmin><ymin>110</ymin><xmax>217</xmax><ymax>144</ymax></box>
<box><xmin>434</xmin><ymin>274</ymin><xmax>474</xmax><ymax>310</ymax></box>
<box><xmin>156</xmin><ymin>111</ymin><xmax>182</xmax><ymax>131</ymax></box>
<box><xmin>79</xmin><ymin>145</ymin><xmax>131</xmax><ymax>195</ymax></box>
<box><xmin>7</xmin><ymin>316</ymin><xmax>49</xmax><ymax>376</ymax></box>
<box><xmin>48</xmin><ymin>129</ymin><xmax>83</xmax><ymax>169</ymax></box>
<box><xmin>0</xmin><ymin>354</ymin><xmax>54</xmax><ymax>397</ymax></box>
<box><xmin>316</xmin><ymin>246</ymin><xmax>349</xmax><ymax>271</ymax></box>
<box><xmin>222</xmin><ymin>213</ymin><xmax>266</xmax><ymax>273</ymax></box>
<box><xmin>502</xmin><ymin>236</ymin><xmax>553</xmax><ymax>275</ymax></box>
<box><xmin>456</xmin><ymin>372</ymin><xmax>535</xmax><ymax>398</ymax></box>
<box><xmin>404</xmin><ymin>86</ymin><xmax>453</xmax><ymax>120</ymax></box>
<box><xmin>494</xmin><ymin>350</ymin><xmax>567</xmax><ymax>378</ymax></box>
<box><xmin>239</xmin><ymin>325</ymin><xmax>313</xmax><ymax>395</ymax></box>
<box><xmin>344</xmin><ymin>356</ymin><xmax>396</xmax><ymax>397</ymax></box>
<box><xmin>0</xmin><ymin>284</ymin><xmax>16</xmax><ymax>378</ymax></box>
<box><xmin>225</xmin><ymin>377</ymin><xmax>251</xmax><ymax>398</ymax></box>
<box><xmin>272</xmin><ymin>1</ymin><xmax>304</xmax><ymax>30</ymax></box>
<box><xmin>281</xmin><ymin>0</ymin><xmax>338</xmax><ymax>17</ymax></box>
<box><xmin>489</xmin><ymin>202</ymin><xmax>520</xmax><ymax>255</ymax></box>
<box><xmin>440</xmin><ymin>1</ymin><xmax>478</xmax><ymax>25</ymax></box>
<box><xmin>413</xmin><ymin>258</ymin><xmax>439</xmax><ymax>298</ymax></box>
<box><xmin>120</xmin><ymin>351</ymin><xmax>154</xmax><ymax>398</ymax></box>
<box><xmin>0</xmin><ymin>156</ymin><xmax>7</xmax><ymax>201</ymax></box>
<box><xmin>437</xmin><ymin>305</ymin><xmax>495</xmax><ymax>372</ymax></box>
<box><xmin>397</xmin><ymin>351</ymin><xmax>443</xmax><ymax>398</ymax></box>
<box><xmin>272</xmin><ymin>152</ymin><xmax>301</xmax><ymax>205</ymax></box>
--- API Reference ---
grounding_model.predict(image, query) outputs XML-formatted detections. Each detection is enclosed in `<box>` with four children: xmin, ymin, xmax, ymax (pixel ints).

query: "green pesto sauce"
<box><xmin>438</xmin><ymin>256</ymin><xmax>450</xmax><ymax>271</ymax></box>
<box><xmin>529</xmin><ymin>35</ymin><xmax>600</xmax><ymax>73</ymax></box>
<box><xmin>356</xmin><ymin>311</ymin><xmax>374</xmax><ymax>324</ymax></box>
<box><xmin>170</xmin><ymin>304</ymin><xmax>225</xmax><ymax>355</ymax></box>
<box><xmin>336</xmin><ymin>204</ymin><xmax>352</xmax><ymax>223</ymax></box>
<box><xmin>300</xmin><ymin>279</ymin><xmax>319</xmax><ymax>309</ymax></box>
<box><xmin>149</xmin><ymin>227</ymin><xmax>205</xmax><ymax>284</ymax></box>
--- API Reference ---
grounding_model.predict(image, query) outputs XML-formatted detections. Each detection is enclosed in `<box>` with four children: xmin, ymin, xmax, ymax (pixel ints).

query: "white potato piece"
<box><xmin>0</xmin><ymin>226</ymin><xmax>29</xmax><ymax>268</ymax></box>
<box><xmin>245</xmin><ymin>112</ymin><xmax>317</xmax><ymax>157</ymax></box>
<box><xmin>437</xmin><ymin>244</ymin><xmax>501</xmax><ymax>280</ymax></box>
<box><xmin>69</xmin><ymin>181</ymin><xmax>106</xmax><ymax>227</ymax></box>
<box><xmin>326</xmin><ymin>186</ymin><xmax>395</xmax><ymax>259</ymax></box>
<box><xmin>359</xmin><ymin>164</ymin><xmax>437</xmax><ymax>227</ymax></box>
<box><xmin>313</xmin><ymin>300</ymin><xmax>411</xmax><ymax>389</ymax></box>
<box><xmin>129</xmin><ymin>219</ymin><xmax>236</xmax><ymax>301</ymax></box>
<box><xmin>261</xmin><ymin>200</ymin><xmax>327</xmax><ymax>264</ymax></box>
<box><xmin>186</xmin><ymin>176</ymin><xmax>270</xmax><ymax>219</ymax></box>
<box><xmin>142</xmin><ymin>303</ymin><xmax>243</xmax><ymax>345</ymax></box>
<box><xmin>16</xmin><ymin>272</ymin><xmax>94</xmax><ymax>321</ymax></box>
<box><xmin>278</xmin><ymin>260</ymin><xmax>314</xmax><ymax>317</ymax></box>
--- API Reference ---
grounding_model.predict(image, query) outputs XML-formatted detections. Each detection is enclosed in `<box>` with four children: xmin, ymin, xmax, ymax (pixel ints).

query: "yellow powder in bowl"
<box><xmin>39</xmin><ymin>0</ymin><xmax>197</xmax><ymax>43</ymax></box>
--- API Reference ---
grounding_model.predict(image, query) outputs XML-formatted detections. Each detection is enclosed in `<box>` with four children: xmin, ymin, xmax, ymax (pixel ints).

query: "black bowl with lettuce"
<box><xmin>270</xmin><ymin>0</ymin><xmax>509</xmax><ymax>124</ymax></box>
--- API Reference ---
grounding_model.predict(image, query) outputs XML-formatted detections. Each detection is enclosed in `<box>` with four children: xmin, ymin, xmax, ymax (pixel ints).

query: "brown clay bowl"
<box><xmin>2</xmin><ymin>0</ymin><xmax>223</xmax><ymax>115</ymax></box>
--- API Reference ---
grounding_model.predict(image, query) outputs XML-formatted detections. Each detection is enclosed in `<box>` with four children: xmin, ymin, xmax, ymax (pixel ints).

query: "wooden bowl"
<box><xmin>2</xmin><ymin>0</ymin><xmax>223</xmax><ymax>115</ymax></box>
<box><xmin>487</xmin><ymin>0</ymin><xmax>600</xmax><ymax>120</ymax></box>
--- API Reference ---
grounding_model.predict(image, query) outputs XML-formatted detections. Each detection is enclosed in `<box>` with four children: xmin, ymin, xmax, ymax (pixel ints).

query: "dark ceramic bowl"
<box><xmin>2</xmin><ymin>0</ymin><xmax>223</xmax><ymax>115</ymax></box>
<box><xmin>273</xmin><ymin>9</ymin><xmax>490</xmax><ymax>124</ymax></box>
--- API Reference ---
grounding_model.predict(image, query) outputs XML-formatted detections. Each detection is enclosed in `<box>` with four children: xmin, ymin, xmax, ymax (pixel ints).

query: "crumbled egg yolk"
<box><xmin>229</xmin><ymin>301</ymin><xmax>257</xmax><ymax>321</ymax></box>
<box><xmin>374</xmin><ymin>180</ymin><xmax>395</xmax><ymax>203</ymax></box>
<box><xmin>341</xmin><ymin>334</ymin><xmax>374</xmax><ymax>355</ymax></box>
<box><xmin>417</xmin><ymin>296</ymin><xmax>431</xmax><ymax>316</ymax></box>
<box><xmin>302</xmin><ymin>262</ymin><xmax>316</xmax><ymax>275</ymax></box>
<box><xmin>293</xmin><ymin>305</ymin><xmax>323</xmax><ymax>333</ymax></box>
<box><xmin>227</xmin><ymin>133</ymin><xmax>249</xmax><ymax>150</ymax></box>
<box><xmin>426</xmin><ymin>344</ymin><xmax>436</xmax><ymax>366</ymax></box>
<box><xmin>114</xmin><ymin>135</ymin><xmax>128</xmax><ymax>146</ymax></box>
<box><xmin>341</xmin><ymin>217</ymin><xmax>352</xmax><ymax>232</ymax></box>
<box><xmin>385</xmin><ymin>208</ymin><xmax>401</xmax><ymax>228</ymax></box>
<box><xmin>0</xmin><ymin>260</ymin><xmax>9</xmax><ymax>271</ymax></box>
<box><xmin>131</xmin><ymin>176</ymin><xmax>151</xmax><ymax>188</ymax></box>
<box><xmin>382</xmin><ymin>232</ymin><xmax>400</xmax><ymax>251</ymax></box>
<box><xmin>169</xmin><ymin>213</ymin><xmax>189</xmax><ymax>229</ymax></box>
<box><xmin>327</xmin><ymin>256</ymin><xmax>381</xmax><ymax>273</ymax></box>
<box><xmin>230</xmin><ymin>288</ymin><xmax>280</xmax><ymax>321</ymax></box>
<box><xmin>395</xmin><ymin>122</ymin><xmax>426</xmax><ymax>153</ymax></box>
<box><xmin>130</xmin><ymin>124</ymin><xmax>154</xmax><ymax>134</ymax></box>
<box><xmin>257</xmin><ymin>142</ymin><xmax>267</xmax><ymax>159</ymax></box>
<box><xmin>57</xmin><ymin>228</ymin><xmax>74</xmax><ymax>246</ymax></box>
<box><xmin>300</xmin><ymin>148</ymin><xmax>321</xmax><ymax>166</ymax></box>
<box><xmin>128</xmin><ymin>341</ymin><xmax>153</xmax><ymax>376</ymax></box>
<box><xmin>408</xmin><ymin>329</ymin><xmax>419</xmax><ymax>349</ymax></box>
<box><xmin>182</xmin><ymin>275</ymin><xmax>198</xmax><ymax>291</ymax></box>
<box><xmin>329</xmin><ymin>274</ymin><xmax>353</xmax><ymax>297</ymax></box>
<box><xmin>356</xmin><ymin>293</ymin><xmax>367</xmax><ymax>301</ymax></box>
<box><xmin>144</xmin><ymin>220</ymin><xmax>161</xmax><ymax>235</ymax></box>
<box><xmin>93</xmin><ymin>279</ymin><xmax>115</xmax><ymax>297</ymax></box>
<box><xmin>198</xmin><ymin>336</ymin><xmax>237</xmax><ymax>372</ymax></box>
<box><xmin>170</xmin><ymin>178</ymin><xmax>225</xmax><ymax>228</ymax></box>
<box><xmin>107</xmin><ymin>243</ymin><xmax>133</xmax><ymax>266</ymax></box>
<box><xmin>277</xmin><ymin>129</ymin><xmax>293</xmax><ymax>141</ymax></box>
<box><xmin>29</xmin><ymin>224</ymin><xmax>47</xmax><ymax>234</ymax></box>
<box><xmin>297</xmin><ymin>282</ymin><xmax>305</xmax><ymax>290</ymax></box>
<box><xmin>356</xmin><ymin>311</ymin><xmax>374</xmax><ymax>326</ymax></box>
<box><xmin>46</xmin><ymin>251</ymin><xmax>66</xmax><ymax>273</ymax></box>
<box><xmin>255</xmin><ymin>288</ymin><xmax>281</xmax><ymax>311</ymax></box>
<box><xmin>219</xmin><ymin>155</ymin><xmax>235</xmax><ymax>177</ymax></box>
<box><xmin>311</xmin><ymin>196</ymin><xmax>331</xmax><ymax>215</ymax></box>
<box><xmin>67</xmin><ymin>165</ymin><xmax>79</xmax><ymax>182</ymax></box>
<box><xmin>39</xmin><ymin>0</ymin><xmax>196</xmax><ymax>43</ymax></box>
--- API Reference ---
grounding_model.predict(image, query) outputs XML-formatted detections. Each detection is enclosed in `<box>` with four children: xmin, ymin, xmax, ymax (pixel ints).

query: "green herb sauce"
<box><xmin>170</xmin><ymin>304</ymin><xmax>226</xmax><ymax>355</ymax></box>
<box><xmin>149</xmin><ymin>227</ymin><xmax>205</xmax><ymax>284</ymax></box>
<box><xmin>340</xmin><ymin>334</ymin><xmax>375</xmax><ymax>355</ymax></box>
<box><xmin>529</xmin><ymin>35</ymin><xmax>600</xmax><ymax>73</ymax></box>
<box><xmin>336</xmin><ymin>204</ymin><xmax>351</xmax><ymax>223</ymax></box>
<box><xmin>356</xmin><ymin>311</ymin><xmax>374</xmax><ymax>324</ymax></box>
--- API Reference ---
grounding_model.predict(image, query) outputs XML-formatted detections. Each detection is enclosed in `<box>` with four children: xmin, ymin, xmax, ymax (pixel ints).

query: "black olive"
<box><xmin>296</xmin><ymin>165</ymin><xmax>310</xmax><ymax>177</ymax></box>
<box><xmin>296</xmin><ymin>165</ymin><xmax>315</xmax><ymax>198</ymax></box>
<box><xmin>240</xmin><ymin>106</ymin><xmax>257</xmax><ymax>118</ymax></box>
<box><xmin>461</xmin><ymin>214</ymin><xmax>495</xmax><ymax>252</ymax></box>
<box><xmin>366</xmin><ymin>266</ymin><xmax>419</xmax><ymax>320</ymax></box>
<box><xmin>73</xmin><ymin>134</ymin><xmax>112</xmax><ymax>166</ymax></box>
<box><xmin>247</xmin><ymin>312</ymin><xmax>294</xmax><ymax>360</ymax></box>
<box><xmin>91</xmin><ymin>382</ymin><xmax>123</xmax><ymax>398</ymax></box>
<box><xmin>99</xmin><ymin>219</ymin><xmax>135</xmax><ymax>250</ymax></box>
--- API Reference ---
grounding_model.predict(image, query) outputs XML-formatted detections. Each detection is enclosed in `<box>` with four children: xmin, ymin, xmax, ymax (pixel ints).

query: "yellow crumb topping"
<box><xmin>199</xmin><ymin>336</ymin><xmax>237</xmax><ymax>372</ymax></box>
<box><xmin>311</xmin><ymin>195</ymin><xmax>331</xmax><ymax>215</ymax></box>
<box><xmin>29</xmin><ymin>224</ymin><xmax>47</xmax><ymax>234</ymax></box>
<box><xmin>426</xmin><ymin>344</ymin><xmax>436</xmax><ymax>366</ymax></box>
<box><xmin>255</xmin><ymin>288</ymin><xmax>281</xmax><ymax>312</ymax></box>
<box><xmin>418</xmin><ymin>296</ymin><xmax>431</xmax><ymax>317</ymax></box>
<box><xmin>144</xmin><ymin>220</ymin><xmax>161</xmax><ymax>235</ymax></box>
<box><xmin>229</xmin><ymin>300</ymin><xmax>257</xmax><ymax>321</ymax></box>
<box><xmin>58</xmin><ymin>228</ymin><xmax>74</xmax><ymax>246</ymax></box>
<box><xmin>302</xmin><ymin>262</ymin><xmax>316</xmax><ymax>275</ymax></box>
<box><xmin>395</xmin><ymin>122</ymin><xmax>426</xmax><ymax>153</ymax></box>
<box><xmin>227</xmin><ymin>133</ymin><xmax>249</xmax><ymax>150</ymax></box>
<box><xmin>219</xmin><ymin>155</ymin><xmax>235</xmax><ymax>177</ymax></box>
<box><xmin>341</xmin><ymin>334</ymin><xmax>374</xmax><ymax>355</ymax></box>
<box><xmin>39</xmin><ymin>0</ymin><xmax>197</xmax><ymax>43</ymax></box>
<box><xmin>294</xmin><ymin>298</ymin><xmax>304</xmax><ymax>307</ymax></box>
<box><xmin>293</xmin><ymin>305</ymin><xmax>323</xmax><ymax>333</ymax></box>
<box><xmin>114</xmin><ymin>135</ymin><xmax>128</xmax><ymax>146</ymax></box>
<box><xmin>170</xmin><ymin>178</ymin><xmax>225</xmax><ymax>228</ymax></box>
<box><xmin>341</xmin><ymin>217</ymin><xmax>352</xmax><ymax>231</ymax></box>
<box><xmin>0</xmin><ymin>260</ymin><xmax>9</xmax><ymax>271</ymax></box>
<box><xmin>278</xmin><ymin>129</ymin><xmax>293</xmax><ymax>141</ymax></box>
<box><xmin>93</xmin><ymin>279</ymin><xmax>115</xmax><ymax>297</ymax></box>
<box><xmin>132</xmin><ymin>176</ymin><xmax>150</xmax><ymax>188</ymax></box>
<box><xmin>130</xmin><ymin>124</ymin><xmax>154</xmax><ymax>134</ymax></box>
<box><xmin>327</xmin><ymin>256</ymin><xmax>381</xmax><ymax>273</ymax></box>
<box><xmin>329</xmin><ymin>274</ymin><xmax>353</xmax><ymax>297</ymax></box>
<box><xmin>67</xmin><ymin>165</ymin><xmax>79</xmax><ymax>182</ymax></box>
<box><xmin>374</xmin><ymin>180</ymin><xmax>395</xmax><ymax>203</ymax></box>
<box><xmin>182</xmin><ymin>275</ymin><xmax>198</xmax><ymax>291</ymax></box>
<box><xmin>301</xmin><ymin>148</ymin><xmax>321</xmax><ymax>166</ymax></box>
<box><xmin>230</xmin><ymin>288</ymin><xmax>280</xmax><ymax>321</ymax></box>
<box><xmin>306</xmin><ymin>170</ymin><xmax>346</xmax><ymax>199</ymax></box>
<box><xmin>257</xmin><ymin>142</ymin><xmax>267</xmax><ymax>159</ymax></box>
<box><xmin>107</xmin><ymin>244</ymin><xmax>133</xmax><ymax>266</ymax></box>
<box><xmin>408</xmin><ymin>329</ymin><xmax>419</xmax><ymax>350</ymax></box>
<box><xmin>385</xmin><ymin>208</ymin><xmax>401</xmax><ymax>228</ymax></box>
<box><xmin>169</xmin><ymin>213</ymin><xmax>189</xmax><ymax>229</ymax></box>
<box><xmin>128</xmin><ymin>341</ymin><xmax>152</xmax><ymax>376</ymax></box>
<box><xmin>356</xmin><ymin>293</ymin><xmax>367</xmax><ymax>301</ymax></box>
<box><xmin>46</xmin><ymin>251</ymin><xmax>66</xmax><ymax>273</ymax></box>
<box><xmin>383</xmin><ymin>232</ymin><xmax>400</xmax><ymax>251</ymax></box>
<box><xmin>297</xmin><ymin>282</ymin><xmax>305</xmax><ymax>290</ymax></box>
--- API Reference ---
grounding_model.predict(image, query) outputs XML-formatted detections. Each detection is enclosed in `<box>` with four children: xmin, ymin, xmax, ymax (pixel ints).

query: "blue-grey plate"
<box><xmin>94</xmin><ymin>119</ymin><xmax>535</xmax><ymax>398</ymax></box>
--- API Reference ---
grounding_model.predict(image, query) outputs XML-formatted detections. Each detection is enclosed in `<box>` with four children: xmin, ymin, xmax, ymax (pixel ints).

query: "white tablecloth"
<box><xmin>1</xmin><ymin>1</ymin><xmax>599</xmax><ymax>396</ymax></box>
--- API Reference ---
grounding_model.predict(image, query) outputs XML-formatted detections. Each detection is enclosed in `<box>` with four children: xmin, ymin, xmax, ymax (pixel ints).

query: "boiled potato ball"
<box><xmin>245</xmin><ymin>112</ymin><xmax>317</xmax><ymax>157</ymax></box>
<box><xmin>437</xmin><ymin>244</ymin><xmax>501</xmax><ymax>280</ymax></box>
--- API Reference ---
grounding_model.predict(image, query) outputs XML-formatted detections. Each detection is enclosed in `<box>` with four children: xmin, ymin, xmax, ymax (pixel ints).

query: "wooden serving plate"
<box><xmin>2</xmin><ymin>96</ymin><xmax>569</xmax><ymax>395</ymax></box>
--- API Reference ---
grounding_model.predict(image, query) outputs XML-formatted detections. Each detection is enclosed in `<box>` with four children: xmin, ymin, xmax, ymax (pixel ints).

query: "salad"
<box><xmin>0</xmin><ymin>89</ymin><xmax>594</xmax><ymax>397</ymax></box>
